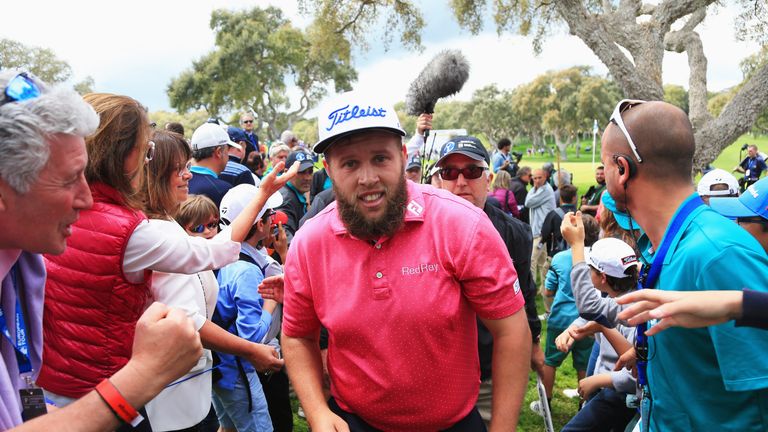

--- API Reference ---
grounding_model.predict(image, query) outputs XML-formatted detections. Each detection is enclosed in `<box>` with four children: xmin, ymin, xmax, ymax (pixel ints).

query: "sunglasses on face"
<box><xmin>242</xmin><ymin>120</ymin><xmax>254</xmax><ymax>124</ymax></box>
<box><xmin>608</xmin><ymin>99</ymin><xmax>646</xmax><ymax>163</ymax></box>
<box><xmin>189</xmin><ymin>220</ymin><xmax>219</xmax><ymax>233</ymax></box>
<box><xmin>145</xmin><ymin>141</ymin><xmax>156</xmax><ymax>163</ymax></box>
<box><xmin>176</xmin><ymin>161</ymin><xmax>193</xmax><ymax>177</ymax></box>
<box><xmin>737</xmin><ymin>217</ymin><xmax>768</xmax><ymax>226</ymax></box>
<box><xmin>439</xmin><ymin>166</ymin><xmax>488</xmax><ymax>181</ymax></box>
<box><xmin>1</xmin><ymin>72</ymin><xmax>41</xmax><ymax>107</ymax></box>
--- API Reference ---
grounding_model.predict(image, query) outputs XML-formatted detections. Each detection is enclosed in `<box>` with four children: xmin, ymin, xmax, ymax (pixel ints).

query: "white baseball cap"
<box><xmin>697</xmin><ymin>168</ymin><xmax>739</xmax><ymax>197</ymax></box>
<box><xmin>191</xmin><ymin>123</ymin><xmax>242</xmax><ymax>151</ymax></box>
<box><xmin>219</xmin><ymin>184</ymin><xmax>283</xmax><ymax>226</ymax></box>
<box><xmin>314</xmin><ymin>90</ymin><xmax>405</xmax><ymax>154</ymax></box>
<box><xmin>585</xmin><ymin>237</ymin><xmax>638</xmax><ymax>279</ymax></box>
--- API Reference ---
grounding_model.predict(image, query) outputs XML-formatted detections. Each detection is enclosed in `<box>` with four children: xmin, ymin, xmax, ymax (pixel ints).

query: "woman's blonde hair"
<box><xmin>143</xmin><ymin>130</ymin><xmax>192</xmax><ymax>219</ymax></box>
<box><xmin>175</xmin><ymin>195</ymin><xmax>219</xmax><ymax>230</ymax></box>
<box><xmin>491</xmin><ymin>170</ymin><xmax>512</xmax><ymax>191</ymax></box>
<box><xmin>83</xmin><ymin>93</ymin><xmax>151</xmax><ymax>209</ymax></box>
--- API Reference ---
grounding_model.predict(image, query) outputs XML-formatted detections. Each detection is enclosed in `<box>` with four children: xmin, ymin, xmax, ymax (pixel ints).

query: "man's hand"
<box><xmin>560</xmin><ymin>211</ymin><xmax>585</xmax><ymax>246</ymax></box>
<box><xmin>245</xmin><ymin>342</ymin><xmax>284</xmax><ymax>373</ymax></box>
<box><xmin>259</xmin><ymin>275</ymin><xmax>285</xmax><ymax>304</ymax></box>
<box><xmin>616</xmin><ymin>289</ymin><xmax>743</xmax><ymax>336</ymax></box>
<box><xmin>416</xmin><ymin>113</ymin><xmax>433</xmax><ymax>136</ymax></box>
<box><xmin>274</xmin><ymin>222</ymin><xmax>288</xmax><ymax>262</ymax></box>
<box><xmin>128</xmin><ymin>303</ymin><xmax>203</xmax><ymax>389</ymax></box>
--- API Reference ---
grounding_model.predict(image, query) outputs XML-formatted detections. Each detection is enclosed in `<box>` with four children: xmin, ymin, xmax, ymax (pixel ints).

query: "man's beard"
<box><xmin>334</xmin><ymin>174</ymin><xmax>408</xmax><ymax>240</ymax></box>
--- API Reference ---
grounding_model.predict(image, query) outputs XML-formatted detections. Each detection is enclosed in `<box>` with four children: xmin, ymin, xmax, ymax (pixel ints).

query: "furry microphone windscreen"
<box><xmin>405</xmin><ymin>49</ymin><xmax>470</xmax><ymax>116</ymax></box>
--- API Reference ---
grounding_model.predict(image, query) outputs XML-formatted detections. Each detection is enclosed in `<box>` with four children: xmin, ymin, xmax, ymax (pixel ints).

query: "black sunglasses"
<box><xmin>439</xmin><ymin>166</ymin><xmax>488</xmax><ymax>181</ymax></box>
<box><xmin>190</xmin><ymin>220</ymin><xmax>219</xmax><ymax>233</ymax></box>
<box><xmin>737</xmin><ymin>217</ymin><xmax>768</xmax><ymax>225</ymax></box>
<box><xmin>242</xmin><ymin>120</ymin><xmax>254</xmax><ymax>124</ymax></box>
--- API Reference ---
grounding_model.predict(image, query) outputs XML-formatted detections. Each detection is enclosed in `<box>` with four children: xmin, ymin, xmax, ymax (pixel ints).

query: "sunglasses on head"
<box><xmin>608</xmin><ymin>99</ymin><xmax>646</xmax><ymax>163</ymax></box>
<box><xmin>1</xmin><ymin>72</ymin><xmax>41</xmax><ymax>107</ymax></box>
<box><xmin>189</xmin><ymin>220</ymin><xmax>219</xmax><ymax>233</ymax></box>
<box><xmin>439</xmin><ymin>166</ymin><xmax>488</xmax><ymax>181</ymax></box>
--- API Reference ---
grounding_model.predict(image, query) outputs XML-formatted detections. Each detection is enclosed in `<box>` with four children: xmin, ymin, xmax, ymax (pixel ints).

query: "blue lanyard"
<box><xmin>636</xmin><ymin>196</ymin><xmax>703</xmax><ymax>388</ymax></box>
<box><xmin>0</xmin><ymin>264</ymin><xmax>32</xmax><ymax>374</ymax></box>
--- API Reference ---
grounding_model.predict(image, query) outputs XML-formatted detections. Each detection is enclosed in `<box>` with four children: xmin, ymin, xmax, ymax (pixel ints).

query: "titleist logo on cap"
<box><xmin>326</xmin><ymin>104</ymin><xmax>387</xmax><ymax>131</ymax></box>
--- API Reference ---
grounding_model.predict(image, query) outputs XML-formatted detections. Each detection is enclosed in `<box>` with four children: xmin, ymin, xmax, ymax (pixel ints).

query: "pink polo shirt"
<box><xmin>283</xmin><ymin>181</ymin><xmax>524</xmax><ymax>431</ymax></box>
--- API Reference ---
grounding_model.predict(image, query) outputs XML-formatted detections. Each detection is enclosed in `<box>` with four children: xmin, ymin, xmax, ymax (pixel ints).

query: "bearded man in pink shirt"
<box><xmin>281</xmin><ymin>91</ymin><xmax>531</xmax><ymax>432</ymax></box>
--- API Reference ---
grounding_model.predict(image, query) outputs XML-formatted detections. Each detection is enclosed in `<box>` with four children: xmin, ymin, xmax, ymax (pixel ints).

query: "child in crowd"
<box><xmin>532</xmin><ymin>214</ymin><xmax>599</xmax><ymax>417</ymax></box>
<box><xmin>559</xmin><ymin>213</ymin><xmax>639</xmax><ymax>432</ymax></box>
<box><xmin>177</xmin><ymin>194</ymin><xmax>221</xmax><ymax>240</ymax></box>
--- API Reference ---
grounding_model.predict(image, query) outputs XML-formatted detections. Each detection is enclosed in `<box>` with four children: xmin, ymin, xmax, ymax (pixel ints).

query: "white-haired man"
<box><xmin>0</xmin><ymin>71</ymin><xmax>201</xmax><ymax>430</ymax></box>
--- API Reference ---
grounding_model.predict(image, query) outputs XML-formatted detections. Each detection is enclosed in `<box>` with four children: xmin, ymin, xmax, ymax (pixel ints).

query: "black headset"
<box><xmin>613</xmin><ymin>153</ymin><xmax>637</xmax><ymax>179</ymax></box>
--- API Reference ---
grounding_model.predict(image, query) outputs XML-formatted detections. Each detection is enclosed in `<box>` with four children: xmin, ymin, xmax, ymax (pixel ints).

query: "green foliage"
<box><xmin>168</xmin><ymin>6</ymin><xmax>356</xmax><ymax>139</ymax></box>
<box><xmin>0</xmin><ymin>38</ymin><xmax>95</xmax><ymax>93</ymax></box>
<box><xmin>664</xmin><ymin>84</ymin><xmax>689</xmax><ymax>113</ymax></box>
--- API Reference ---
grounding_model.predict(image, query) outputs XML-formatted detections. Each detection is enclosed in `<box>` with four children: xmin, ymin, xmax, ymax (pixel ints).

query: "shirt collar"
<box><xmin>240</xmin><ymin>242</ymin><xmax>266</xmax><ymax>266</ymax></box>
<box><xmin>329</xmin><ymin>180</ymin><xmax>426</xmax><ymax>237</ymax></box>
<box><xmin>190</xmin><ymin>165</ymin><xmax>218</xmax><ymax>178</ymax></box>
<box><xmin>286</xmin><ymin>182</ymin><xmax>307</xmax><ymax>205</ymax></box>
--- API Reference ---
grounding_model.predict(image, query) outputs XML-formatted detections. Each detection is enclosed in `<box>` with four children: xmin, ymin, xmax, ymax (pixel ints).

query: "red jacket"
<box><xmin>39</xmin><ymin>183</ymin><xmax>151</xmax><ymax>398</ymax></box>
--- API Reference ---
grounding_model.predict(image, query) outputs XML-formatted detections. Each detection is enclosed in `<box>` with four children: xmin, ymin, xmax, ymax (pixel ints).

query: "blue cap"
<box><xmin>601</xmin><ymin>191</ymin><xmax>635</xmax><ymax>231</ymax></box>
<box><xmin>406</xmin><ymin>154</ymin><xmax>422</xmax><ymax>170</ymax></box>
<box><xmin>436</xmin><ymin>136</ymin><xmax>490</xmax><ymax>166</ymax></box>
<box><xmin>227</xmin><ymin>126</ymin><xmax>248</xmax><ymax>144</ymax></box>
<box><xmin>710</xmin><ymin>177</ymin><xmax>768</xmax><ymax>220</ymax></box>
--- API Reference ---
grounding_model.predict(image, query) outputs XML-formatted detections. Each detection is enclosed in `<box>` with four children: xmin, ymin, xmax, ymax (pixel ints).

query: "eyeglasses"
<box><xmin>177</xmin><ymin>161</ymin><xmax>192</xmax><ymax>177</ymax></box>
<box><xmin>439</xmin><ymin>166</ymin><xmax>488</xmax><ymax>181</ymax></box>
<box><xmin>608</xmin><ymin>99</ymin><xmax>646</xmax><ymax>163</ymax></box>
<box><xmin>737</xmin><ymin>217</ymin><xmax>768</xmax><ymax>225</ymax></box>
<box><xmin>145</xmin><ymin>141</ymin><xmax>156</xmax><ymax>163</ymax></box>
<box><xmin>1</xmin><ymin>73</ymin><xmax>41</xmax><ymax>107</ymax></box>
<box><xmin>242</xmin><ymin>120</ymin><xmax>254</xmax><ymax>124</ymax></box>
<box><xmin>189</xmin><ymin>220</ymin><xmax>219</xmax><ymax>233</ymax></box>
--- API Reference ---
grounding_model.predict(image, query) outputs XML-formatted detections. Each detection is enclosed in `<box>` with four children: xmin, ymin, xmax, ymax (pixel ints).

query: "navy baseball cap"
<box><xmin>406</xmin><ymin>154</ymin><xmax>422</xmax><ymax>171</ymax></box>
<box><xmin>227</xmin><ymin>126</ymin><xmax>248</xmax><ymax>144</ymax></box>
<box><xmin>710</xmin><ymin>177</ymin><xmax>768</xmax><ymax>220</ymax></box>
<box><xmin>436</xmin><ymin>136</ymin><xmax>490</xmax><ymax>166</ymax></box>
<box><xmin>286</xmin><ymin>149</ymin><xmax>315</xmax><ymax>172</ymax></box>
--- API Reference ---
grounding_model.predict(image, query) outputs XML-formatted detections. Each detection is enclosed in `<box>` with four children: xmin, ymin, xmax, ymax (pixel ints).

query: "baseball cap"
<box><xmin>436</xmin><ymin>136</ymin><xmax>490</xmax><ymax>166</ymax></box>
<box><xmin>586</xmin><ymin>237</ymin><xmax>638</xmax><ymax>279</ymax></box>
<box><xmin>286</xmin><ymin>149</ymin><xmax>315</xmax><ymax>172</ymax></box>
<box><xmin>191</xmin><ymin>123</ymin><xmax>242</xmax><ymax>151</ymax></box>
<box><xmin>227</xmin><ymin>126</ymin><xmax>248</xmax><ymax>145</ymax></box>
<box><xmin>697</xmin><ymin>168</ymin><xmax>739</xmax><ymax>197</ymax></box>
<box><xmin>710</xmin><ymin>177</ymin><xmax>768</xmax><ymax>220</ymax></box>
<box><xmin>601</xmin><ymin>191</ymin><xmax>635</xmax><ymax>231</ymax></box>
<box><xmin>219</xmin><ymin>184</ymin><xmax>283</xmax><ymax>226</ymax></box>
<box><xmin>406</xmin><ymin>154</ymin><xmax>422</xmax><ymax>171</ymax></box>
<box><xmin>314</xmin><ymin>90</ymin><xmax>405</xmax><ymax>154</ymax></box>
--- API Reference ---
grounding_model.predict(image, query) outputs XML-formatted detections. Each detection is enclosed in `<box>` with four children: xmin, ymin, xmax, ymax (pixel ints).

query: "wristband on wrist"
<box><xmin>95</xmin><ymin>379</ymin><xmax>144</xmax><ymax>427</ymax></box>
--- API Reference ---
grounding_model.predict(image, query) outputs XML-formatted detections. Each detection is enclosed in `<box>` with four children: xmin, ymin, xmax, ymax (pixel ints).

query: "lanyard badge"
<box><xmin>2</xmin><ymin>264</ymin><xmax>47</xmax><ymax>421</ymax></box>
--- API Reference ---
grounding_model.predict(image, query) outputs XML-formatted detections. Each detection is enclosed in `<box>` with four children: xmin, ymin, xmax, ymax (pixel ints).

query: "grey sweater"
<box><xmin>524</xmin><ymin>183</ymin><xmax>555</xmax><ymax>237</ymax></box>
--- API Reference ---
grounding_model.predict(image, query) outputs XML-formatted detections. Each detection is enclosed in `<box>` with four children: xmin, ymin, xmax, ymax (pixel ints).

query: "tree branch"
<box><xmin>654</xmin><ymin>0</ymin><xmax>716</xmax><ymax>31</ymax></box>
<box><xmin>694</xmin><ymin>62</ymin><xmax>768</xmax><ymax>169</ymax></box>
<box><xmin>336</xmin><ymin>0</ymin><xmax>374</xmax><ymax>35</ymax></box>
<box><xmin>665</xmin><ymin>8</ymin><xmax>711</xmax><ymax>129</ymax></box>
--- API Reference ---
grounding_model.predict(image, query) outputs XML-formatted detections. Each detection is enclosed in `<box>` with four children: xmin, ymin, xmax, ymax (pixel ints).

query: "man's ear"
<box><xmin>322</xmin><ymin>157</ymin><xmax>331</xmax><ymax>177</ymax></box>
<box><xmin>0</xmin><ymin>178</ymin><xmax>10</xmax><ymax>212</ymax></box>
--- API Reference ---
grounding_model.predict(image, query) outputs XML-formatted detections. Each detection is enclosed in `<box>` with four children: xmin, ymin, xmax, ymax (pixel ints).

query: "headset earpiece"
<box><xmin>613</xmin><ymin>154</ymin><xmax>636</xmax><ymax>179</ymax></box>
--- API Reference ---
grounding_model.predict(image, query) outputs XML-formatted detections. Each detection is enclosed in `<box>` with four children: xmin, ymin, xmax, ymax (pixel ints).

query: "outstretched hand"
<box><xmin>260</xmin><ymin>160</ymin><xmax>301</xmax><ymax>196</ymax></box>
<box><xmin>616</xmin><ymin>289</ymin><xmax>743</xmax><ymax>336</ymax></box>
<box><xmin>259</xmin><ymin>275</ymin><xmax>285</xmax><ymax>304</ymax></box>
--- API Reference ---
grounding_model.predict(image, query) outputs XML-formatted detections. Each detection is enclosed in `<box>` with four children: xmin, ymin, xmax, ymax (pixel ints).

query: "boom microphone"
<box><xmin>405</xmin><ymin>49</ymin><xmax>470</xmax><ymax>116</ymax></box>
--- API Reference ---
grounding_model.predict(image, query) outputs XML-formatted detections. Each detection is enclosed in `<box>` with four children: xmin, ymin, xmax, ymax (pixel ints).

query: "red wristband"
<box><xmin>95</xmin><ymin>379</ymin><xmax>144</xmax><ymax>427</ymax></box>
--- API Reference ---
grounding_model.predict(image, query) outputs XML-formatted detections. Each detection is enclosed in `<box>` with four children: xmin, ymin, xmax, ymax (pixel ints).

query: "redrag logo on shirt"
<box><xmin>407</xmin><ymin>200</ymin><xmax>423</xmax><ymax>216</ymax></box>
<box><xmin>402</xmin><ymin>263</ymin><xmax>439</xmax><ymax>276</ymax></box>
<box><xmin>326</xmin><ymin>104</ymin><xmax>387</xmax><ymax>131</ymax></box>
<box><xmin>513</xmin><ymin>278</ymin><xmax>520</xmax><ymax>294</ymax></box>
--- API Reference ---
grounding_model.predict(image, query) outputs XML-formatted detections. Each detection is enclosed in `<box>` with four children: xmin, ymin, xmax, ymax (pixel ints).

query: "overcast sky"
<box><xmin>2</xmin><ymin>1</ymin><xmax>758</xmax><ymax>117</ymax></box>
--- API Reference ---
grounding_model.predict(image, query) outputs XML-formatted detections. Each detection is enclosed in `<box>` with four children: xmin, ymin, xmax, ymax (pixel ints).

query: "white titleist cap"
<box><xmin>585</xmin><ymin>237</ymin><xmax>638</xmax><ymax>279</ymax></box>
<box><xmin>219</xmin><ymin>184</ymin><xmax>283</xmax><ymax>226</ymax></box>
<box><xmin>314</xmin><ymin>90</ymin><xmax>405</xmax><ymax>154</ymax></box>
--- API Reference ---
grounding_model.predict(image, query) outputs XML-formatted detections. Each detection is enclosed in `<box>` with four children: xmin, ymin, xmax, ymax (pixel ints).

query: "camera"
<box><xmin>511</xmin><ymin>151</ymin><xmax>524</xmax><ymax>163</ymax></box>
<box><xmin>741</xmin><ymin>143</ymin><xmax>749</xmax><ymax>151</ymax></box>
